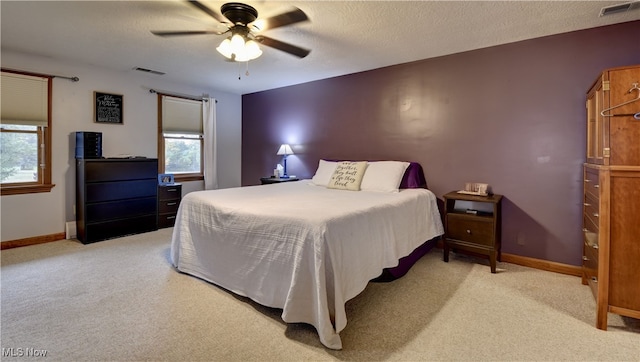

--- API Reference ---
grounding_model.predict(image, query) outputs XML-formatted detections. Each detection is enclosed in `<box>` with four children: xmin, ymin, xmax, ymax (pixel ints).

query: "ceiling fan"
<box><xmin>151</xmin><ymin>1</ymin><xmax>310</xmax><ymax>62</ymax></box>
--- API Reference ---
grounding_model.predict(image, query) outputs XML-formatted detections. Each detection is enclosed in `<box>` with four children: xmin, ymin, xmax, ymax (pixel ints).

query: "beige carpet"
<box><xmin>1</xmin><ymin>228</ymin><xmax>639</xmax><ymax>361</ymax></box>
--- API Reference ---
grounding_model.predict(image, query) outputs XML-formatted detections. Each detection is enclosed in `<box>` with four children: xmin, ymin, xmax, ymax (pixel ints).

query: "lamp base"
<box><xmin>283</xmin><ymin>156</ymin><xmax>288</xmax><ymax>178</ymax></box>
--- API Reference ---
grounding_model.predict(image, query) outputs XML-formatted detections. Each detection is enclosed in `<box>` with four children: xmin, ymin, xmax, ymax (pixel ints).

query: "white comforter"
<box><xmin>170</xmin><ymin>181</ymin><xmax>443</xmax><ymax>349</ymax></box>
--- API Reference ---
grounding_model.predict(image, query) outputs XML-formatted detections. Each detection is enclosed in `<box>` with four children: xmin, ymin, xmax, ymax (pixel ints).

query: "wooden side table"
<box><xmin>260</xmin><ymin>177</ymin><xmax>300</xmax><ymax>185</ymax></box>
<box><xmin>442</xmin><ymin>191</ymin><xmax>503</xmax><ymax>273</ymax></box>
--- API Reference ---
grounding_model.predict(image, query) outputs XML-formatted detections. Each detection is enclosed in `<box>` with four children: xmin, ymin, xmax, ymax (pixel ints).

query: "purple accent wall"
<box><xmin>242</xmin><ymin>21</ymin><xmax>640</xmax><ymax>266</ymax></box>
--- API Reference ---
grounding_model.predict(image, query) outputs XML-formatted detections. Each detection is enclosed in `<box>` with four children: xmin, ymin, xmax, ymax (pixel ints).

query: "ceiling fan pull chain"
<box><xmin>245</xmin><ymin>61</ymin><xmax>250</xmax><ymax>77</ymax></box>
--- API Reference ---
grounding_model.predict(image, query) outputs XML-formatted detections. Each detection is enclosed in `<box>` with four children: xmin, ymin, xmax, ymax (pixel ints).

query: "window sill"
<box><xmin>174</xmin><ymin>175</ymin><xmax>203</xmax><ymax>183</ymax></box>
<box><xmin>1</xmin><ymin>183</ymin><xmax>55</xmax><ymax>196</ymax></box>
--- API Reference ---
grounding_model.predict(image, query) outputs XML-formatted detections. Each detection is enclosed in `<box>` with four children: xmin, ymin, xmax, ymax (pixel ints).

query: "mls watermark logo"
<box><xmin>2</xmin><ymin>347</ymin><xmax>48</xmax><ymax>358</ymax></box>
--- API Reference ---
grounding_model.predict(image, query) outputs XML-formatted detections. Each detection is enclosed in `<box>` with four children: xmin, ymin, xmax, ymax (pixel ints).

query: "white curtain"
<box><xmin>203</xmin><ymin>97</ymin><xmax>218</xmax><ymax>190</ymax></box>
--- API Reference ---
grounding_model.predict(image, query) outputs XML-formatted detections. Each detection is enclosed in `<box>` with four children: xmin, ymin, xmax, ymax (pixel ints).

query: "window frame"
<box><xmin>157</xmin><ymin>94</ymin><xmax>204</xmax><ymax>182</ymax></box>
<box><xmin>1</xmin><ymin>69</ymin><xmax>54</xmax><ymax>196</ymax></box>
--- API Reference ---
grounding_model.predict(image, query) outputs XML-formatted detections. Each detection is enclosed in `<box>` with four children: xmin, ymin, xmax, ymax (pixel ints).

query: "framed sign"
<box><xmin>158</xmin><ymin>174</ymin><xmax>174</xmax><ymax>185</ymax></box>
<box><xmin>94</xmin><ymin>91</ymin><xmax>123</xmax><ymax>124</ymax></box>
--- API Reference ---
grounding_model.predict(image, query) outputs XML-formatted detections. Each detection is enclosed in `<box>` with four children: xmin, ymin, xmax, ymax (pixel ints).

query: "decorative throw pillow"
<box><xmin>311</xmin><ymin>159</ymin><xmax>338</xmax><ymax>186</ymax></box>
<box><xmin>327</xmin><ymin>161</ymin><xmax>368</xmax><ymax>191</ymax></box>
<box><xmin>360</xmin><ymin>161</ymin><xmax>410</xmax><ymax>193</ymax></box>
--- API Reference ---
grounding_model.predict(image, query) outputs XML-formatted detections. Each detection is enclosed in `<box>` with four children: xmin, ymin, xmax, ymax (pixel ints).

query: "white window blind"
<box><xmin>1</xmin><ymin>71</ymin><xmax>49</xmax><ymax>127</ymax></box>
<box><xmin>162</xmin><ymin>95</ymin><xmax>203</xmax><ymax>134</ymax></box>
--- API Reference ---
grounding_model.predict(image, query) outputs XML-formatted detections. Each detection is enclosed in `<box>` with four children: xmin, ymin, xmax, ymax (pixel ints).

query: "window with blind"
<box><xmin>158</xmin><ymin>95</ymin><xmax>204</xmax><ymax>181</ymax></box>
<box><xmin>0</xmin><ymin>70</ymin><xmax>54</xmax><ymax>195</ymax></box>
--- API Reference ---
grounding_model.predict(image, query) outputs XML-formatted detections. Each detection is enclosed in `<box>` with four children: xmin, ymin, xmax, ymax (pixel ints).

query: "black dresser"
<box><xmin>76</xmin><ymin>158</ymin><xmax>158</xmax><ymax>244</ymax></box>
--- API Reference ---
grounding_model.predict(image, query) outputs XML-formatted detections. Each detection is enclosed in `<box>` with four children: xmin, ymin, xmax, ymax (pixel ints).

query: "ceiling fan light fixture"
<box><xmin>216</xmin><ymin>33</ymin><xmax>263</xmax><ymax>62</ymax></box>
<box><xmin>155</xmin><ymin>1</ymin><xmax>309</xmax><ymax>62</ymax></box>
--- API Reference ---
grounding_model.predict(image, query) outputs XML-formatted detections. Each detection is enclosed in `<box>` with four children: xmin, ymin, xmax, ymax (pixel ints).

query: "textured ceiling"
<box><xmin>1</xmin><ymin>1</ymin><xmax>639</xmax><ymax>95</ymax></box>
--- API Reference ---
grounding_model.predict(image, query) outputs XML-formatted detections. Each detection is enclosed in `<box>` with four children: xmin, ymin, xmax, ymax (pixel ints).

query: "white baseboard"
<box><xmin>65</xmin><ymin>221</ymin><xmax>77</xmax><ymax>239</ymax></box>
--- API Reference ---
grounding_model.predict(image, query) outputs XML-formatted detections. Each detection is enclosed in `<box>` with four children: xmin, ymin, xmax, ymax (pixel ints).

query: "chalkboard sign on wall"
<box><xmin>94</xmin><ymin>92</ymin><xmax>123</xmax><ymax>124</ymax></box>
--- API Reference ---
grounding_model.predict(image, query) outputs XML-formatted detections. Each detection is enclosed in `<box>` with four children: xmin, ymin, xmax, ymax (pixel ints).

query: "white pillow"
<box><xmin>360</xmin><ymin>161</ymin><xmax>410</xmax><ymax>193</ymax></box>
<box><xmin>311</xmin><ymin>159</ymin><xmax>338</xmax><ymax>186</ymax></box>
<box><xmin>327</xmin><ymin>161</ymin><xmax>368</xmax><ymax>191</ymax></box>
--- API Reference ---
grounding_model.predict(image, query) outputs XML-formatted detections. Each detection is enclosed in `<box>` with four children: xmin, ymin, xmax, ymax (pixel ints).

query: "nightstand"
<box><xmin>260</xmin><ymin>177</ymin><xmax>300</xmax><ymax>185</ymax></box>
<box><xmin>158</xmin><ymin>183</ymin><xmax>182</xmax><ymax>228</ymax></box>
<box><xmin>442</xmin><ymin>191</ymin><xmax>503</xmax><ymax>273</ymax></box>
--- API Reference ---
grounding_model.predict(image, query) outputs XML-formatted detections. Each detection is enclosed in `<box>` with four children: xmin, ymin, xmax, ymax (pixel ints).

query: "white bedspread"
<box><xmin>170</xmin><ymin>180</ymin><xmax>443</xmax><ymax>349</ymax></box>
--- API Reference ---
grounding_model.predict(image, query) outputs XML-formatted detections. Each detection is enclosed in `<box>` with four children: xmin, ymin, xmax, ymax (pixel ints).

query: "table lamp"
<box><xmin>276</xmin><ymin>144</ymin><xmax>294</xmax><ymax>178</ymax></box>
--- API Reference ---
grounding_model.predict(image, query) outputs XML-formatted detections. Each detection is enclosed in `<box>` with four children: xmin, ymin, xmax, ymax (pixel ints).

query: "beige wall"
<box><xmin>1</xmin><ymin>51</ymin><xmax>242</xmax><ymax>242</ymax></box>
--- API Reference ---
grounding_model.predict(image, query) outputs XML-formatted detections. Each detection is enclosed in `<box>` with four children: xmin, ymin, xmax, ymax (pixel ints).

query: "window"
<box><xmin>1</xmin><ymin>70</ymin><xmax>54</xmax><ymax>195</ymax></box>
<box><xmin>164</xmin><ymin>133</ymin><xmax>202</xmax><ymax>174</ymax></box>
<box><xmin>158</xmin><ymin>95</ymin><xmax>204</xmax><ymax>182</ymax></box>
<box><xmin>1</xmin><ymin>125</ymin><xmax>41</xmax><ymax>182</ymax></box>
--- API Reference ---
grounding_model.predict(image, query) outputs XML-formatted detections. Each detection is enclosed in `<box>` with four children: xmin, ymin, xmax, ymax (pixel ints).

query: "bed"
<box><xmin>170</xmin><ymin>161</ymin><xmax>444</xmax><ymax>349</ymax></box>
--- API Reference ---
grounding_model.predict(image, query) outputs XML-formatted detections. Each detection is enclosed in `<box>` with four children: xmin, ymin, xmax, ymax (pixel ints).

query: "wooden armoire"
<box><xmin>582</xmin><ymin>64</ymin><xmax>640</xmax><ymax>329</ymax></box>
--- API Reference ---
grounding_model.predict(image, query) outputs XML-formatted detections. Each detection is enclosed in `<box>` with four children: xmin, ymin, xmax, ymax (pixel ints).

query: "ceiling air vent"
<box><xmin>133</xmin><ymin>67</ymin><xmax>165</xmax><ymax>75</ymax></box>
<box><xmin>599</xmin><ymin>1</ymin><xmax>638</xmax><ymax>16</ymax></box>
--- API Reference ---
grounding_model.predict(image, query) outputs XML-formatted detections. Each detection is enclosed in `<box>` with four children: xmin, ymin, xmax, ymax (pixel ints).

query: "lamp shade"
<box><xmin>216</xmin><ymin>38</ymin><xmax>233</xmax><ymax>59</ymax></box>
<box><xmin>276</xmin><ymin>144</ymin><xmax>294</xmax><ymax>156</ymax></box>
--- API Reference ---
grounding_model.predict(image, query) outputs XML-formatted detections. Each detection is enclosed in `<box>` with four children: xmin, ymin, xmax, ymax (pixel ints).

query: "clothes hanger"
<box><xmin>600</xmin><ymin>82</ymin><xmax>640</xmax><ymax>117</ymax></box>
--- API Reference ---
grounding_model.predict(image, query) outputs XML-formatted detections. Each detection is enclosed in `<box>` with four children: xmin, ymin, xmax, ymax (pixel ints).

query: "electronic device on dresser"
<box><xmin>76</xmin><ymin>158</ymin><xmax>158</xmax><ymax>243</ymax></box>
<box><xmin>75</xmin><ymin>131</ymin><xmax>102</xmax><ymax>159</ymax></box>
<box><xmin>582</xmin><ymin>64</ymin><xmax>640</xmax><ymax>330</ymax></box>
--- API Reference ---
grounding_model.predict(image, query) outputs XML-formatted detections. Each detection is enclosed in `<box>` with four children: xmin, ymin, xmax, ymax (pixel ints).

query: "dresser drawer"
<box><xmin>584</xmin><ymin>168</ymin><xmax>601</xmax><ymax>200</ymax></box>
<box><xmin>583</xmin><ymin>195</ymin><xmax>600</xmax><ymax>228</ymax></box>
<box><xmin>84</xmin><ymin>160</ymin><xmax>157</xmax><ymax>182</ymax></box>
<box><xmin>86</xmin><ymin>197</ymin><xmax>157</xmax><ymax>222</ymax></box>
<box><xmin>83</xmin><ymin>214</ymin><xmax>157</xmax><ymax>243</ymax></box>
<box><xmin>584</xmin><ymin>263</ymin><xmax>599</xmax><ymax>299</ymax></box>
<box><xmin>446</xmin><ymin>215</ymin><xmax>494</xmax><ymax>247</ymax></box>
<box><xmin>583</xmin><ymin>225</ymin><xmax>599</xmax><ymax>249</ymax></box>
<box><xmin>158</xmin><ymin>184</ymin><xmax>181</xmax><ymax>200</ymax></box>
<box><xmin>158</xmin><ymin>213</ymin><xmax>178</xmax><ymax>228</ymax></box>
<box><xmin>583</xmin><ymin>192</ymin><xmax>599</xmax><ymax>214</ymax></box>
<box><xmin>86</xmin><ymin>179</ymin><xmax>157</xmax><ymax>203</ymax></box>
<box><xmin>583</xmin><ymin>232</ymin><xmax>599</xmax><ymax>300</ymax></box>
<box><xmin>584</xmin><ymin>239</ymin><xmax>599</xmax><ymax>268</ymax></box>
<box><xmin>159</xmin><ymin>199</ymin><xmax>180</xmax><ymax>214</ymax></box>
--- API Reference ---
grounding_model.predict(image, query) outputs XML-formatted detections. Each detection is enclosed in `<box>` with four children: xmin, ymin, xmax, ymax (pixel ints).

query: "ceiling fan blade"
<box><xmin>151</xmin><ymin>30</ymin><xmax>226</xmax><ymax>37</ymax></box>
<box><xmin>252</xmin><ymin>8</ymin><xmax>308</xmax><ymax>31</ymax></box>
<box><xmin>188</xmin><ymin>0</ymin><xmax>228</xmax><ymax>24</ymax></box>
<box><xmin>256</xmin><ymin>35</ymin><xmax>310</xmax><ymax>58</ymax></box>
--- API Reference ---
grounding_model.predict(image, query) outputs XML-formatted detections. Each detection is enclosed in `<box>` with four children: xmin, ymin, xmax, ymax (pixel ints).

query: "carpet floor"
<box><xmin>1</xmin><ymin>228</ymin><xmax>639</xmax><ymax>361</ymax></box>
